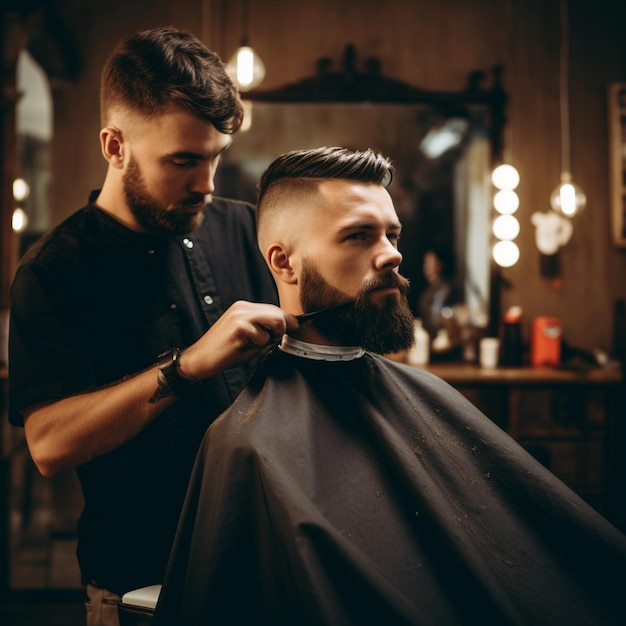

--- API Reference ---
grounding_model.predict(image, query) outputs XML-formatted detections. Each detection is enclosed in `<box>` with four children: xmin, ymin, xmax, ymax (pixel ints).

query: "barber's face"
<box><xmin>123</xmin><ymin>155</ymin><xmax>205</xmax><ymax>234</ymax></box>
<box><xmin>297</xmin><ymin>180</ymin><xmax>415</xmax><ymax>353</ymax></box>
<box><xmin>121</xmin><ymin>105</ymin><xmax>232</xmax><ymax>234</ymax></box>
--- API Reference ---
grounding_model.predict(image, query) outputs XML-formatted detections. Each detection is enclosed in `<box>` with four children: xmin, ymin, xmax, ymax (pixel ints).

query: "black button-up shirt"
<box><xmin>8</xmin><ymin>193</ymin><xmax>278</xmax><ymax>594</ymax></box>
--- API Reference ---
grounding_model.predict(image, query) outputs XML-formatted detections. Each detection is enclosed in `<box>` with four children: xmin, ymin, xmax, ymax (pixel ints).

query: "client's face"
<box><xmin>297</xmin><ymin>179</ymin><xmax>415</xmax><ymax>354</ymax></box>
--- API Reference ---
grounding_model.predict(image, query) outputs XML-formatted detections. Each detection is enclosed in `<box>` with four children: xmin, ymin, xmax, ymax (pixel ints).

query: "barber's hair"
<box><xmin>100</xmin><ymin>27</ymin><xmax>243</xmax><ymax>133</ymax></box>
<box><xmin>257</xmin><ymin>146</ymin><xmax>393</xmax><ymax>208</ymax></box>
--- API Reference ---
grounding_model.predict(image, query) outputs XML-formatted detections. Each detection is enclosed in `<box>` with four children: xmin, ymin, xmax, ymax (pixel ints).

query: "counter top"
<box><xmin>408</xmin><ymin>361</ymin><xmax>623</xmax><ymax>386</ymax></box>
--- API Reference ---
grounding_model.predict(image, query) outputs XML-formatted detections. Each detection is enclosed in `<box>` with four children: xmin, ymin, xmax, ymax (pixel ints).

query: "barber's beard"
<box><xmin>123</xmin><ymin>157</ymin><xmax>205</xmax><ymax>235</ymax></box>
<box><xmin>300</xmin><ymin>260</ymin><xmax>416</xmax><ymax>354</ymax></box>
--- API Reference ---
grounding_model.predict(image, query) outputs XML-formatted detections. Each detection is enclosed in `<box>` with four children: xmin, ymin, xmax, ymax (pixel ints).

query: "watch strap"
<box><xmin>149</xmin><ymin>348</ymin><xmax>197</xmax><ymax>403</ymax></box>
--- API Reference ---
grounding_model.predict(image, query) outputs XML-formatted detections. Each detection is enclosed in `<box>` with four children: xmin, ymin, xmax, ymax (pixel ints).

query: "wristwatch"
<box><xmin>155</xmin><ymin>347</ymin><xmax>197</xmax><ymax>397</ymax></box>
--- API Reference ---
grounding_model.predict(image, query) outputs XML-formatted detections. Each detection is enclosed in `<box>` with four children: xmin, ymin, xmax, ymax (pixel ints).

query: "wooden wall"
<box><xmin>21</xmin><ymin>0</ymin><xmax>626</xmax><ymax>353</ymax></box>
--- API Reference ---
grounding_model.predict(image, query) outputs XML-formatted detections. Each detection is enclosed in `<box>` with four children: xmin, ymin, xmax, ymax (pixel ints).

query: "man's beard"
<box><xmin>300</xmin><ymin>259</ymin><xmax>416</xmax><ymax>354</ymax></box>
<box><xmin>122</xmin><ymin>157</ymin><xmax>205</xmax><ymax>235</ymax></box>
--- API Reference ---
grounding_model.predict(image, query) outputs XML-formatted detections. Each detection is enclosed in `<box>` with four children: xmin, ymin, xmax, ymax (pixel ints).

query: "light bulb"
<box><xmin>491</xmin><ymin>164</ymin><xmax>520</xmax><ymax>190</ymax></box>
<box><xmin>12</xmin><ymin>207</ymin><xmax>28</xmax><ymax>232</ymax></box>
<box><xmin>550</xmin><ymin>172</ymin><xmax>586</xmax><ymax>217</ymax></box>
<box><xmin>13</xmin><ymin>178</ymin><xmax>30</xmax><ymax>201</ymax></box>
<box><xmin>226</xmin><ymin>45</ymin><xmax>265</xmax><ymax>91</ymax></box>
<box><xmin>493</xmin><ymin>189</ymin><xmax>519</xmax><ymax>215</ymax></box>
<box><xmin>493</xmin><ymin>215</ymin><xmax>520</xmax><ymax>240</ymax></box>
<box><xmin>493</xmin><ymin>240</ymin><xmax>520</xmax><ymax>268</ymax></box>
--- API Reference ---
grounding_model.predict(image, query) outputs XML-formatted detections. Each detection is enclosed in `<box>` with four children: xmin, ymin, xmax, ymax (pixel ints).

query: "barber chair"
<box><xmin>117</xmin><ymin>584</ymin><xmax>161</xmax><ymax>625</ymax></box>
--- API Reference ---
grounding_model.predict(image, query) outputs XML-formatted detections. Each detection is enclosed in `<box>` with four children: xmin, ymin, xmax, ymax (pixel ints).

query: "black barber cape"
<box><xmin>154</xmin><ymin>339</ymin><xmax>626</xmax><ymax>626</ymax></box>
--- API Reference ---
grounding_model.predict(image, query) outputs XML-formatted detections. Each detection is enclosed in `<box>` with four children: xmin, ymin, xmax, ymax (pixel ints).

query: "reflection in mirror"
<box><xmin>16</xmin><ymin>48</ymin><xmax>53</xmax><ymax>254</ymax></box>
<box><xmin>216</xmin><ymin>101</ymin><xmax>493</xmax><ymax>354</ymax></box>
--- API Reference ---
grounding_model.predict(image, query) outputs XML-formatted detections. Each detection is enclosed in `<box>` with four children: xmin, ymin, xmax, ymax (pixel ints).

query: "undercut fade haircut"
<box><xmin>257</xmin><ymin>146</ymin><xmax>394</xmax><ymax>208</ymax></box>
<box><xmin>100</xmin><ymin>27</ymin><xmax>243</xmax><ymax>133</ymax></box>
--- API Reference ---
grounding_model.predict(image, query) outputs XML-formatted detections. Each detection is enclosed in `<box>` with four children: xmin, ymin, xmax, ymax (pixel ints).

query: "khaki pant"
<box><xmin>86</xmin><ymin>583</ymin><xmax>121</xmax><ymax>626</ymax></box>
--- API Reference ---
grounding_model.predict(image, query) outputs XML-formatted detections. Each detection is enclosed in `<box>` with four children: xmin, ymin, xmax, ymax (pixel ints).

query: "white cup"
<box><xmin>479</xmin><ymin>337</ymin><xmax>500</xmax><ymax>368</ymax></box>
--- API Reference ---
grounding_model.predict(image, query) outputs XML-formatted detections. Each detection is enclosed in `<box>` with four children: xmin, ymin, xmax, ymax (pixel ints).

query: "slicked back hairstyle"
<box><xmin>257</xmin><ymin>146</ymin><xmax>394</xmax><ymax>209</ymax></box>
<box><xmin>100</xmin><ymin>26</ymin><xmax>243</xmax><ymax>133</ymax></box>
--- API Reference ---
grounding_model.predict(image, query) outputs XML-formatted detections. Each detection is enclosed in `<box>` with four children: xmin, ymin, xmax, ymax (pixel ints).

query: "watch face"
<box><xmin>158</xmin><ymin>348</ymin><xmax>180</xmax><ymax>366</ymax></box>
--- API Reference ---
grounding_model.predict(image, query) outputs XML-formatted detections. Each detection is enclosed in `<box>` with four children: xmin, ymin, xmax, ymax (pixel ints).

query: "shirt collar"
<box><xmin>279</xmin><ymin>335</ymin><xmax>365</xmax><ymax>361</ymax></box>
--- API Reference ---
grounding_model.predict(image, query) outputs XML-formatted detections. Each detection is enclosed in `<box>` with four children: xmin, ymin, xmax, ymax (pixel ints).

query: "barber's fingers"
<box><xmin>234</xmin><ymin>305</ymin><xmax>290</xmax><ymax>347</ymax></box>
<box><xmin>247</xmin><ymin>311</ymin><xmax>299</xmax><ymax>348</ymax></box>
<box><xmin>179</xmin><ymin>302</ymin><xmax>293</xmax><ymax>379</ymax></box>
<box><xmin>242</xmin><ymin>323</ymin><xmax>281</xmax><ymax>350</ymax></box>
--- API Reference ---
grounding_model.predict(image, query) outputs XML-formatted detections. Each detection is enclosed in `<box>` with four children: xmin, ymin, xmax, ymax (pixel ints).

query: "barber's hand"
<box><xmin>177</xmin><ymin>301</ymin><xmax>298</xmax><ymax>380</ymax></box>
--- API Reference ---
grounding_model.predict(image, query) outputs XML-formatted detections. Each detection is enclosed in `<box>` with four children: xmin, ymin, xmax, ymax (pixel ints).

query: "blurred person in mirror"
<box><xmin>417</xmin><ymin>246</ymin><xmax>461</xmax><ymax>341</ymax></box>
<box><xmin>8</xmin><ymin>27</ymin><xmax>293</xmax><ymax>626</ymax></box>
<box><xmin>154</xmin><ymin>147</ymin><xmax>626</xmax><ymax>626</ymax></box>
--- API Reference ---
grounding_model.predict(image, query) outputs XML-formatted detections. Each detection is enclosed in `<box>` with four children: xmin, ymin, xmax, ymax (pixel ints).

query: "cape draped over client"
<box><xmin>154</xmin><ymin>147</ymin><xmax>626</xmax><ymax>626</ymax></box>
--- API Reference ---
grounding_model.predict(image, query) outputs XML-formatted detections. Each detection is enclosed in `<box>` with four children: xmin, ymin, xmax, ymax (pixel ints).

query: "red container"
<box><xmin>531</xmin><ymin>317</ymin><xmax>562</xmax><ymax>366</ymax></box>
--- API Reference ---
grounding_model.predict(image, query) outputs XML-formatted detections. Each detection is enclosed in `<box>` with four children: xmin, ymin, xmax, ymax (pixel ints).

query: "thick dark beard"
<box><xmin>300</xmin><ymin>260</ymin><xmax>416</xmax><ymax>354</ymax></box>
<box><xmin>122</xmin><ymin>157</ymin><xmax>205</xmax><ymax>235</ymax></box>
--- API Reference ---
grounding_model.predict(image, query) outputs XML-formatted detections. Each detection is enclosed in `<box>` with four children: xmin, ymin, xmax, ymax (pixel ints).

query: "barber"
<box><xmin>8</xmin><ymin>27</ymin><xmax>294</xmax><ymax>626</ymax></box>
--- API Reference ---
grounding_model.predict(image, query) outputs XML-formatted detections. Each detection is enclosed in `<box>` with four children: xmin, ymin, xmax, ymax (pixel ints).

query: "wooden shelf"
<box><xmin>415</xmin><ymin>362</ymin><xmax>622</xmax><ymax>387</ymax></box>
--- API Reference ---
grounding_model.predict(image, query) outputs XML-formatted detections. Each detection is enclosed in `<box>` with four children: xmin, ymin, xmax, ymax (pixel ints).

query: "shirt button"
<box><xmin>147</xmin><ymin>249</ymin><xmax>155</xmax><ymax>255</ymax></box>
<box><xmin>203</xmin><ymin>295</ymin><xmax>214</xmax><ymax>305</ymax></box>
<box><xmin>170</xmin><ymin>303</ymin><xmax>177</xmax><ymax>310</ymax></box>
<box><xmin>182</xmin><ymin>238</ymin><xmax>194</xmax><ymax>249</ymax></box>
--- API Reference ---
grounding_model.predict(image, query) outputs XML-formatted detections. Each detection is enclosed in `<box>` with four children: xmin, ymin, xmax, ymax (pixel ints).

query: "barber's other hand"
<box><xmin>177</xmin><ymin>301</ymin><xmax>298</xmax><ymax>380</ymax></box>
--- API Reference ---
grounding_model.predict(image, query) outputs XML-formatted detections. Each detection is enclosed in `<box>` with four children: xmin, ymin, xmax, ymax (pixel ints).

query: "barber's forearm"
<box><xmin>23</xmin><ymin>365</ymin><xmax>175</xmax><ymax>477</ymax></box>
<box><xmin>21</xmin><ymin>302</ymin><xmax>294</xmax><ymax>477</ymax></box>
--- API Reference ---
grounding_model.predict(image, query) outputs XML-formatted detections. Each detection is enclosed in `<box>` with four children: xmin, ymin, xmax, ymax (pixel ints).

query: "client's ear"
<box><xmin>267</xmin><ymin>244</ymin><xmax>297</xmax><ymax>284</ymax></box>
<box><xmin>100</xmin><ymin>127</ymin><xmax>125</xmax><ymax>168</ymax></box>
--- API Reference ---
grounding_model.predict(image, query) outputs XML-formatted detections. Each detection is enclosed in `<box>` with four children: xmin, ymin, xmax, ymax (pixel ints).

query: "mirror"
<box><xmin>215</xmin><ymin>47</ymin><xmax>507</xmax><ymax>352</ymax></box>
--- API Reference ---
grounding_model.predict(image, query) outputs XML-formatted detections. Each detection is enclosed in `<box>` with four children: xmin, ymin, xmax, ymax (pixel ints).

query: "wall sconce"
<box><xmin>531</xmin><ymin>210</ymin><xmax>573</xmax><ymax>256</ymax></box>
<box><xmin>491</xmin><ymin>163</ymin><xmax>521</xmax><ymax>267</ymax></box>
<box><xmin>225</xmin><ymin>0</ymin><xmax>265</xmax><ymax>91</ymax></box>
<box><xmin>530</xmin><ymin>209</ymin><xmax>573</xmax><ymax>284</ymax></box>
<box><xmin>550</xmin><ymin>0</ymin><xmax>586</xmax><ymax>217</ymax></box>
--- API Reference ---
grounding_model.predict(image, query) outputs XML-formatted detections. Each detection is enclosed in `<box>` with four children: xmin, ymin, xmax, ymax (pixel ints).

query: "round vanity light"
<box><xmin>493</xmin><ymin>240</ymin><xmax>520</xmax><ymax>267</ymax></box>
<box><xmin>493</xmin><ymin>189</ymin><xmax>519</xmax><ymax>215</ymax></box>
<box><xmin>491</xmin><ymin>164</ymin><xmax>520</xmax><ymax>190</ymax></box>
<box><xmin>493</xmin><ymin>215</ymin><xmax>520</xmax><ymax>241</ymax></box>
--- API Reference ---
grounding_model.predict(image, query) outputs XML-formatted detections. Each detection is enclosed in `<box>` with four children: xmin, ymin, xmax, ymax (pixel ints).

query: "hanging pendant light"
<box><xmin>550</xmin><ymin>172</ymin><xmax>586</xmax><ymax>217</ymax></box>
<box><xmin>550</xmin><ymin>0</ymin><xmax>586</xmax><ymax>217</ymax></box>
<box><xmin>225</xmin><ymin>0</ymin><xmax>265</xmax><ymax>91</ymax></box>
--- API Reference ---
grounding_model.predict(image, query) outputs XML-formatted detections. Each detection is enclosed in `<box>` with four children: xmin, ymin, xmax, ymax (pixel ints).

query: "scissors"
<box><xmin>251</xmin><ymin>302</ymin><xmax>353</xmax><ymax>351</ymax></box>
<box><xmin>294</xmin><ymin>301</ymin><xmax>353</xmax><ymax>323</ymax></box>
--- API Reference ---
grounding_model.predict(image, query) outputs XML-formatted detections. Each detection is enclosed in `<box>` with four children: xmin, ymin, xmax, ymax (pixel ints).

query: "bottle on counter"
<box><xmin>407</xmin><ymin>318</ymin><xmax>430</xmax><ymax>366</ymax></box>
<box><xmin>501</xmin><ymin>305</ymin><xmax>524</xmax><ymax>366</ymax></box>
